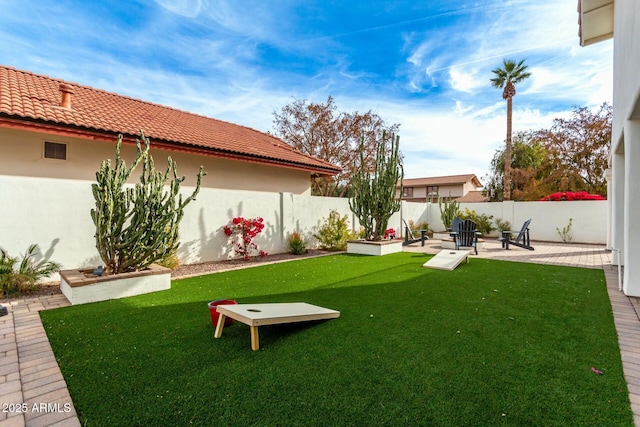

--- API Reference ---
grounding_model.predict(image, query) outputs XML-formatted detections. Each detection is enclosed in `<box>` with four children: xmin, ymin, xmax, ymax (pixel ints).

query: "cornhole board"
<box><xmin>214</xmin><ymin>303</ymin><xmax>340</xmax><ymax>351</ymax></box>
<box><xmin>423</xmin><ymin>249</ymin><xmax>470</xmax><ymax>271</ymax></box>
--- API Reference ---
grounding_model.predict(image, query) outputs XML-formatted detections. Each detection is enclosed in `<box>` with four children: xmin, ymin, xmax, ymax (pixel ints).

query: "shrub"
<box><xmin>495</xmin><ymin>219</ymin><xmax>511</xmax><ymax>232</ymax></box>
<box><xmin>0</xmin><ymin>245</ymin><xmax>61</xmax><ymax>297</ymax></box>
<box><xmin>287</xmin><ymin>232</ymin><xmax>307</xmax><ymax>255</ymax></box>
<box><xmin>540</xmin><ymin>191</ymin><xmax>605</xmax><ymax>201</ymax></box>
<box><xmin>223</xmin><ymin>217</ymin><xmax>267</xmax><ymax>260</ymax></box>
<box><xmin>409</xmin><ymin>220</ymin><xmax>430</xmax><ymax>232</ymax></box>
<box><xmin>495</xmin><ymin>218</ymin><xmax>512</xmax><ymax>239</ymax></box>
<box><xmin>459</xmin><ymin>208</ymin><xmax>495</xmax><ymax>235</ymax></box>
<box><xmin>557</xmin><ymin>218</ymin><xmax>574</xmax><ymax>243</ymax></box>
<box><xmin>314</xmin><ymin>210</ymin><xmax>354</xmax><ymax>251</ymax></box>
<box><xmin>157</xmin><ymin>251</ymin><xmax>181</xmax><ymax>270</ymax></box>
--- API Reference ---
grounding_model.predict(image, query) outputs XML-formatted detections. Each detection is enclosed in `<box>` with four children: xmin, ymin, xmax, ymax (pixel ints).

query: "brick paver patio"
<box><xmin>0</xmin><ymin>240</ymin><xmax>638</xmax><ymax>426</ymax></box>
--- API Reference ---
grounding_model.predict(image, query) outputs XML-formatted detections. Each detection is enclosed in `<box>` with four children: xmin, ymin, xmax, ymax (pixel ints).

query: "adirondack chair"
<box><xmin>450</xmin><ymin>219</ymin><xmax>479</xmax><ymax>255</ymax></box>
<box><xmin>448</xmin><ymin>217</ymin><xmax>462</xmax><ymax>237</ymax></box>
<box><xmin>499</xmin><ymin>219</ymin><xmax>534</xmax><ymax>250</ymax></box>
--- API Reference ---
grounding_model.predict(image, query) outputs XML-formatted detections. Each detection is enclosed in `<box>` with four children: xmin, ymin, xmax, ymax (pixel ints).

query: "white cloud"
<box><xmin>448</xmin><ymin>68</ymin><xmax>483</xmax><ymax>93</ymax></box>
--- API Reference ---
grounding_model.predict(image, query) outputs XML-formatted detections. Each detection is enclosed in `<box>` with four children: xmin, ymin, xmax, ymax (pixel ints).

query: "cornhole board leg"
<box><xmin>214</xmin><ymin>314</ymin><xmax>226</xmax><ymax>338</ymax></box>
<box><xmin>250</xmin><ymin>326</ymin><xmax>260</xmax><ymax>351</ymax></box>
<box><xmin>423</xmin><ymin>249</ymin><xmax>471</xmax><ymax>271</ymax></box>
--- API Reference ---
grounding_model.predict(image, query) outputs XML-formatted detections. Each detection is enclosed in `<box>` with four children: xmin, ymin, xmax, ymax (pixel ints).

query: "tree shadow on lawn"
<box><xmin>40</xmin><ymin>254</ymin><xmax>633</xmax><ymax>426</ymax></box>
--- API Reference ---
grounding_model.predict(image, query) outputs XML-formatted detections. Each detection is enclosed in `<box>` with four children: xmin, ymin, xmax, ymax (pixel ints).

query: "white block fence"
<box><xmin>0</xmin><ymin>175</ymin><xmax>606</xmax><ymax>279</ymax></box>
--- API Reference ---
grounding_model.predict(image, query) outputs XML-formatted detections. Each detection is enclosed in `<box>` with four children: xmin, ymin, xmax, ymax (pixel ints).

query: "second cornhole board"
<box><xmin>214</xmin><ymin>302</ymin><xmax>340</xmax><ymax>350</ymax></box>
<box><xmin>423</xmin><ymin>249</ymin><xmax>471</xmax><ymax>271</ymax></box>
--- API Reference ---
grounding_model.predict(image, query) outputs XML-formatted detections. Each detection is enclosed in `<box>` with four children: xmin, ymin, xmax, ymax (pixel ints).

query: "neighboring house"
<box><xmin>397</xmin><ymin>174</ymin><xmax>484</xmax><ymax>203</ymax></box>
<box><xmin>578</xmin><ymin>1</ymin><xmax>640</xmax><ymax>295</ymax></box>
<box><xmin>454</xmin><ymin>191</ymin><xmax>489</xmax><ymax>203</ymax></box>
<box><xmin>0</xmin><ymin>65</ymin><xmax>340</xmax><ymax>195</ymax></box>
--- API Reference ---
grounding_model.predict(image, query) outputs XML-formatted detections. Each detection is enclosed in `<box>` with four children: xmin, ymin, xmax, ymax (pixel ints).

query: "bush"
<box><xmin>459</xmin><ymin>208</ymin><xmax>495</xmax><ymax>235</ymax></box>
<box><xmin>540</xmin><ymin>191</ymin><xmax>605</xmax><ymax>201</ymax></box>
<box><xmin>314</xmin><ymin>210</ymin><xmax>355</xmax><ymax>251</ymax></box>
<box><xmin>408</xmin><ymin>220</ymin><xmax>430</xmax><ymax>232</ymax></box>
<box><xmin>157</xmin><ymin>251</ymin><xmax>181</xmax><ymax>270</ymax></box>
<box><xmin>495</xmin><ymin>218</ymin><xmax>511</xmax><ymax>232</ymax></box>
<box><xmin>557</xmin><ymin>218</ymin><xmax>574</xmax><ymax>243</ymax></box>
<box><xmin>0</xmin><ymin>245</ymin><xmax>61</xmax><ymax>297</ymax></box>
<box><xmin>287</xmin><ymin>232</ymin><xmax>307</xmax><ymax>255</ymax></box>
<box><xmin>495</xmin><ymin>218</ymin><xmax>512</xmax><ymax>239</ymax></box>
<box><xmin>223</xmin><ymin>217</ymin><xmax>267</xmax><ymax>260</ymax></box>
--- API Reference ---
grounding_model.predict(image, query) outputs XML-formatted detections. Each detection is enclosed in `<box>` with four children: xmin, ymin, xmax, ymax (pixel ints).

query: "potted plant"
<box><xmin>347</xmin><ymin>132</ymin><xmax>403</xmax><ymax>255</ymax></box>
<box><xmin>60</xmin><ymin>131</ymin><xmax>205</xmax><ymax>304</ymax></box>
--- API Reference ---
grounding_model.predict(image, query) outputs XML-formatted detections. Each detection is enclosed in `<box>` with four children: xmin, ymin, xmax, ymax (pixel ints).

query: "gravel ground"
<box><xmin>0</xmin><ymin>250</ymin><xmax>335</xmax><ymax>303</ymax></box>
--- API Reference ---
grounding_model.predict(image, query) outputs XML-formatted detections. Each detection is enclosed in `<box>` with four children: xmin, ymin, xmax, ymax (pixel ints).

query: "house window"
<box><xmin>427</xmin><ymin>186</ymin><xmax>439</xmax><ymax>202</ymax></box>
<box><xmin>44</xmin><ymin>141</ymin><xmax>67</xmax><ymax>160</ymax></box>
<box><xmin>403</xmin><ymin>187</ymin><xmax>413</xmax><ymax>198</ymax></box>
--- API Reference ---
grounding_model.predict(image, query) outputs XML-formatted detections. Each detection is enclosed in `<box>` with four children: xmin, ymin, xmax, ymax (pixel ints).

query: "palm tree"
<box><xmin>490</xmin><ymin>59</ymin><xmax>531</xmax><ymax>201</ymax></box>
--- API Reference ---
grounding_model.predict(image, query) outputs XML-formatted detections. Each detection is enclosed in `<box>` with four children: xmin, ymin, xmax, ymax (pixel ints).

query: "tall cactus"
<box><xmin>349</xmin><ymin>132</ymin><xmax>403</xmax><ymax>241</ymax></box>
<box><xmin>438</xmin><ymin>195</ymin><xmax>460</xmax><ymax>230</ymax></box>
<box><xmin>90</xmin><ymin>131</ymin><xmax>204</xmax><ymax>274</ymax></box>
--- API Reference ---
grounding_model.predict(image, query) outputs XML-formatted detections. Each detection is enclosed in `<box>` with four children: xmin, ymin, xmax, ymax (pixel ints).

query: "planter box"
<box><xmin>60</xmin><ymin>264</ymin><xmax>171</xmax><ymax>305</ymax></box>
<box><xmin>347</xmin><ymin>240</ymin><xmax>403</xmax><ymax>256</ymax></box>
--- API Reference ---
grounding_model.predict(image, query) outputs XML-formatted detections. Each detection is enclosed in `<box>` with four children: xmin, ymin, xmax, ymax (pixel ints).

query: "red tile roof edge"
<box><xmin>0</xmin><ymin>65</ymin><xmax>341</xmax><ymax>176</ymax></box>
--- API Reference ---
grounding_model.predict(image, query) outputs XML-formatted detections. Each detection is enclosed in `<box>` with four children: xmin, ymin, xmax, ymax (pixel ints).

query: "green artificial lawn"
<box><xmin>41</xmin><ymin>253</ymin><xmax>633</xmax><ymax>426</ymax></box>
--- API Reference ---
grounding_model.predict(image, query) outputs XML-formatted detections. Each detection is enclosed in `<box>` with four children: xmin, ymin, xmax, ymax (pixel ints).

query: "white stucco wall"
<box><xmin>0</xmin><ymin>174</ymin><xmax>606</xmax><ymax>284</ymax></box>
<box><xmin>399</xmin><ymin>200</ymin><xmax>606</xmax><ymax>243</ymax></box>
<box><xmin>0</xmin><ymin>127</ymin><xmax>313</xmax><ymax>194</ymax></box>
<box><xmin>610</xmin><ymin>0</ymin><xmax>640</xmax><ymax>295</ymax></box>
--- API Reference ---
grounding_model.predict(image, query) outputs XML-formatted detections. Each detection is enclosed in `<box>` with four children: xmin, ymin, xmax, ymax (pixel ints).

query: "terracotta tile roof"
<box><xmin>454</xmin><ymin>191</ymin><xmax>489</xmax><ymax>203</ymax></box>
<box><xmin>398</xmin><ymin>174</ymin><xmax>482</xmax><ymax>188</ymax></box>
<box><xmin>0</xmin><ymin>65</ymin><xmax>340</xmax><ymax>175</ymax></box>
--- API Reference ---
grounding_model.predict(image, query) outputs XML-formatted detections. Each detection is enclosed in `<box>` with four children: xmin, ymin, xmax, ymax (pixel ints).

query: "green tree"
<box><xmin>484</xmin><ymin>131</ymin><xmax>548</xmax><ymax>201</ymax></box>
<box><xmin>534</xmin><ymin>103</ymin><xmax>611</xmax><ymax>196</ymax></box>
<box><xmin>484</xmin><ymin>104</ymin><xmax>612</xmax><ymax>200</ymax></box>
<box><xmin>272</xmin><ymin>96</ymin><xmax>400</xmax><ymax>197</ymax></box>
<box><xmin>490</xmin><ymin>59</ymin><xmax>531</xmax><ymax>201</ymax></box>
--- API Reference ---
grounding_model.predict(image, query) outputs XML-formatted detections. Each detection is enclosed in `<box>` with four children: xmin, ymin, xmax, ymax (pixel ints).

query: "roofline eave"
<box><xmin>0</xmin><ymin>116</ymin><xmax>341</xmax><ymax>177</ymax></box>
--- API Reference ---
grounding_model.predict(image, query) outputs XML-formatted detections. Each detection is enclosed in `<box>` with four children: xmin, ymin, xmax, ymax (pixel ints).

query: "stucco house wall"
<box><xmin>397</xmin><ymin>174</ymin><xmax>483</xmax><ymax>201</ymax></box>
<box><xmin>1</xmin><ymin>128</ymin><xmax>313</xmax><ymax>194</ymax></box>
<box><xmin>608</xmin><ymin>0</ymin><xmax>640</xmax><ymax>295</ymax></box>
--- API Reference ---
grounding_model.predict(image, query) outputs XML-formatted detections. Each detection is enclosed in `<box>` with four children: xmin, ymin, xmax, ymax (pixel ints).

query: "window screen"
<box><xmin>44</xmin><ymin>141</ymin><xmax>67</xmax><ymax>160</ymax></box>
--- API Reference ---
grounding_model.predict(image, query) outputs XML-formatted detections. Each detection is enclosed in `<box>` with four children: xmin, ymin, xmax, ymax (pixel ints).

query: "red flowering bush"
<box><xmin>223</xmin><ymin>217</ymin><xmax>267</xmax><ymax>260</ymax></box>
<box><xmin>384</xmin><ymin>228</ymin><xmax>396</xmax><ymax>239</ymax></box>
<box><xmin>539</xmin><ymin>191</ymin><xmax>605</xmax><ymax>201</ymax></box>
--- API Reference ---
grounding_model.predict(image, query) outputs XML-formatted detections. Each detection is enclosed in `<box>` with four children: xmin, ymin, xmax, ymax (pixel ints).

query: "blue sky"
<box><xmin>1</xmin><ymin>0</ymin><xmax>612</xmax><ymax>181</ymax></box>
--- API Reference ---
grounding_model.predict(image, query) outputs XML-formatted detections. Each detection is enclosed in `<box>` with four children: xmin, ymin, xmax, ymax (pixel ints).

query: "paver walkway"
<box><xmin>0</xmin><ymin>295</ymin><xmax>78</xmax><ymax>426</ymax></box>
<box><xmin>0</xmin><ymin>240</ymin><xmax>638</xmax><ymax>426</ymax></box>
